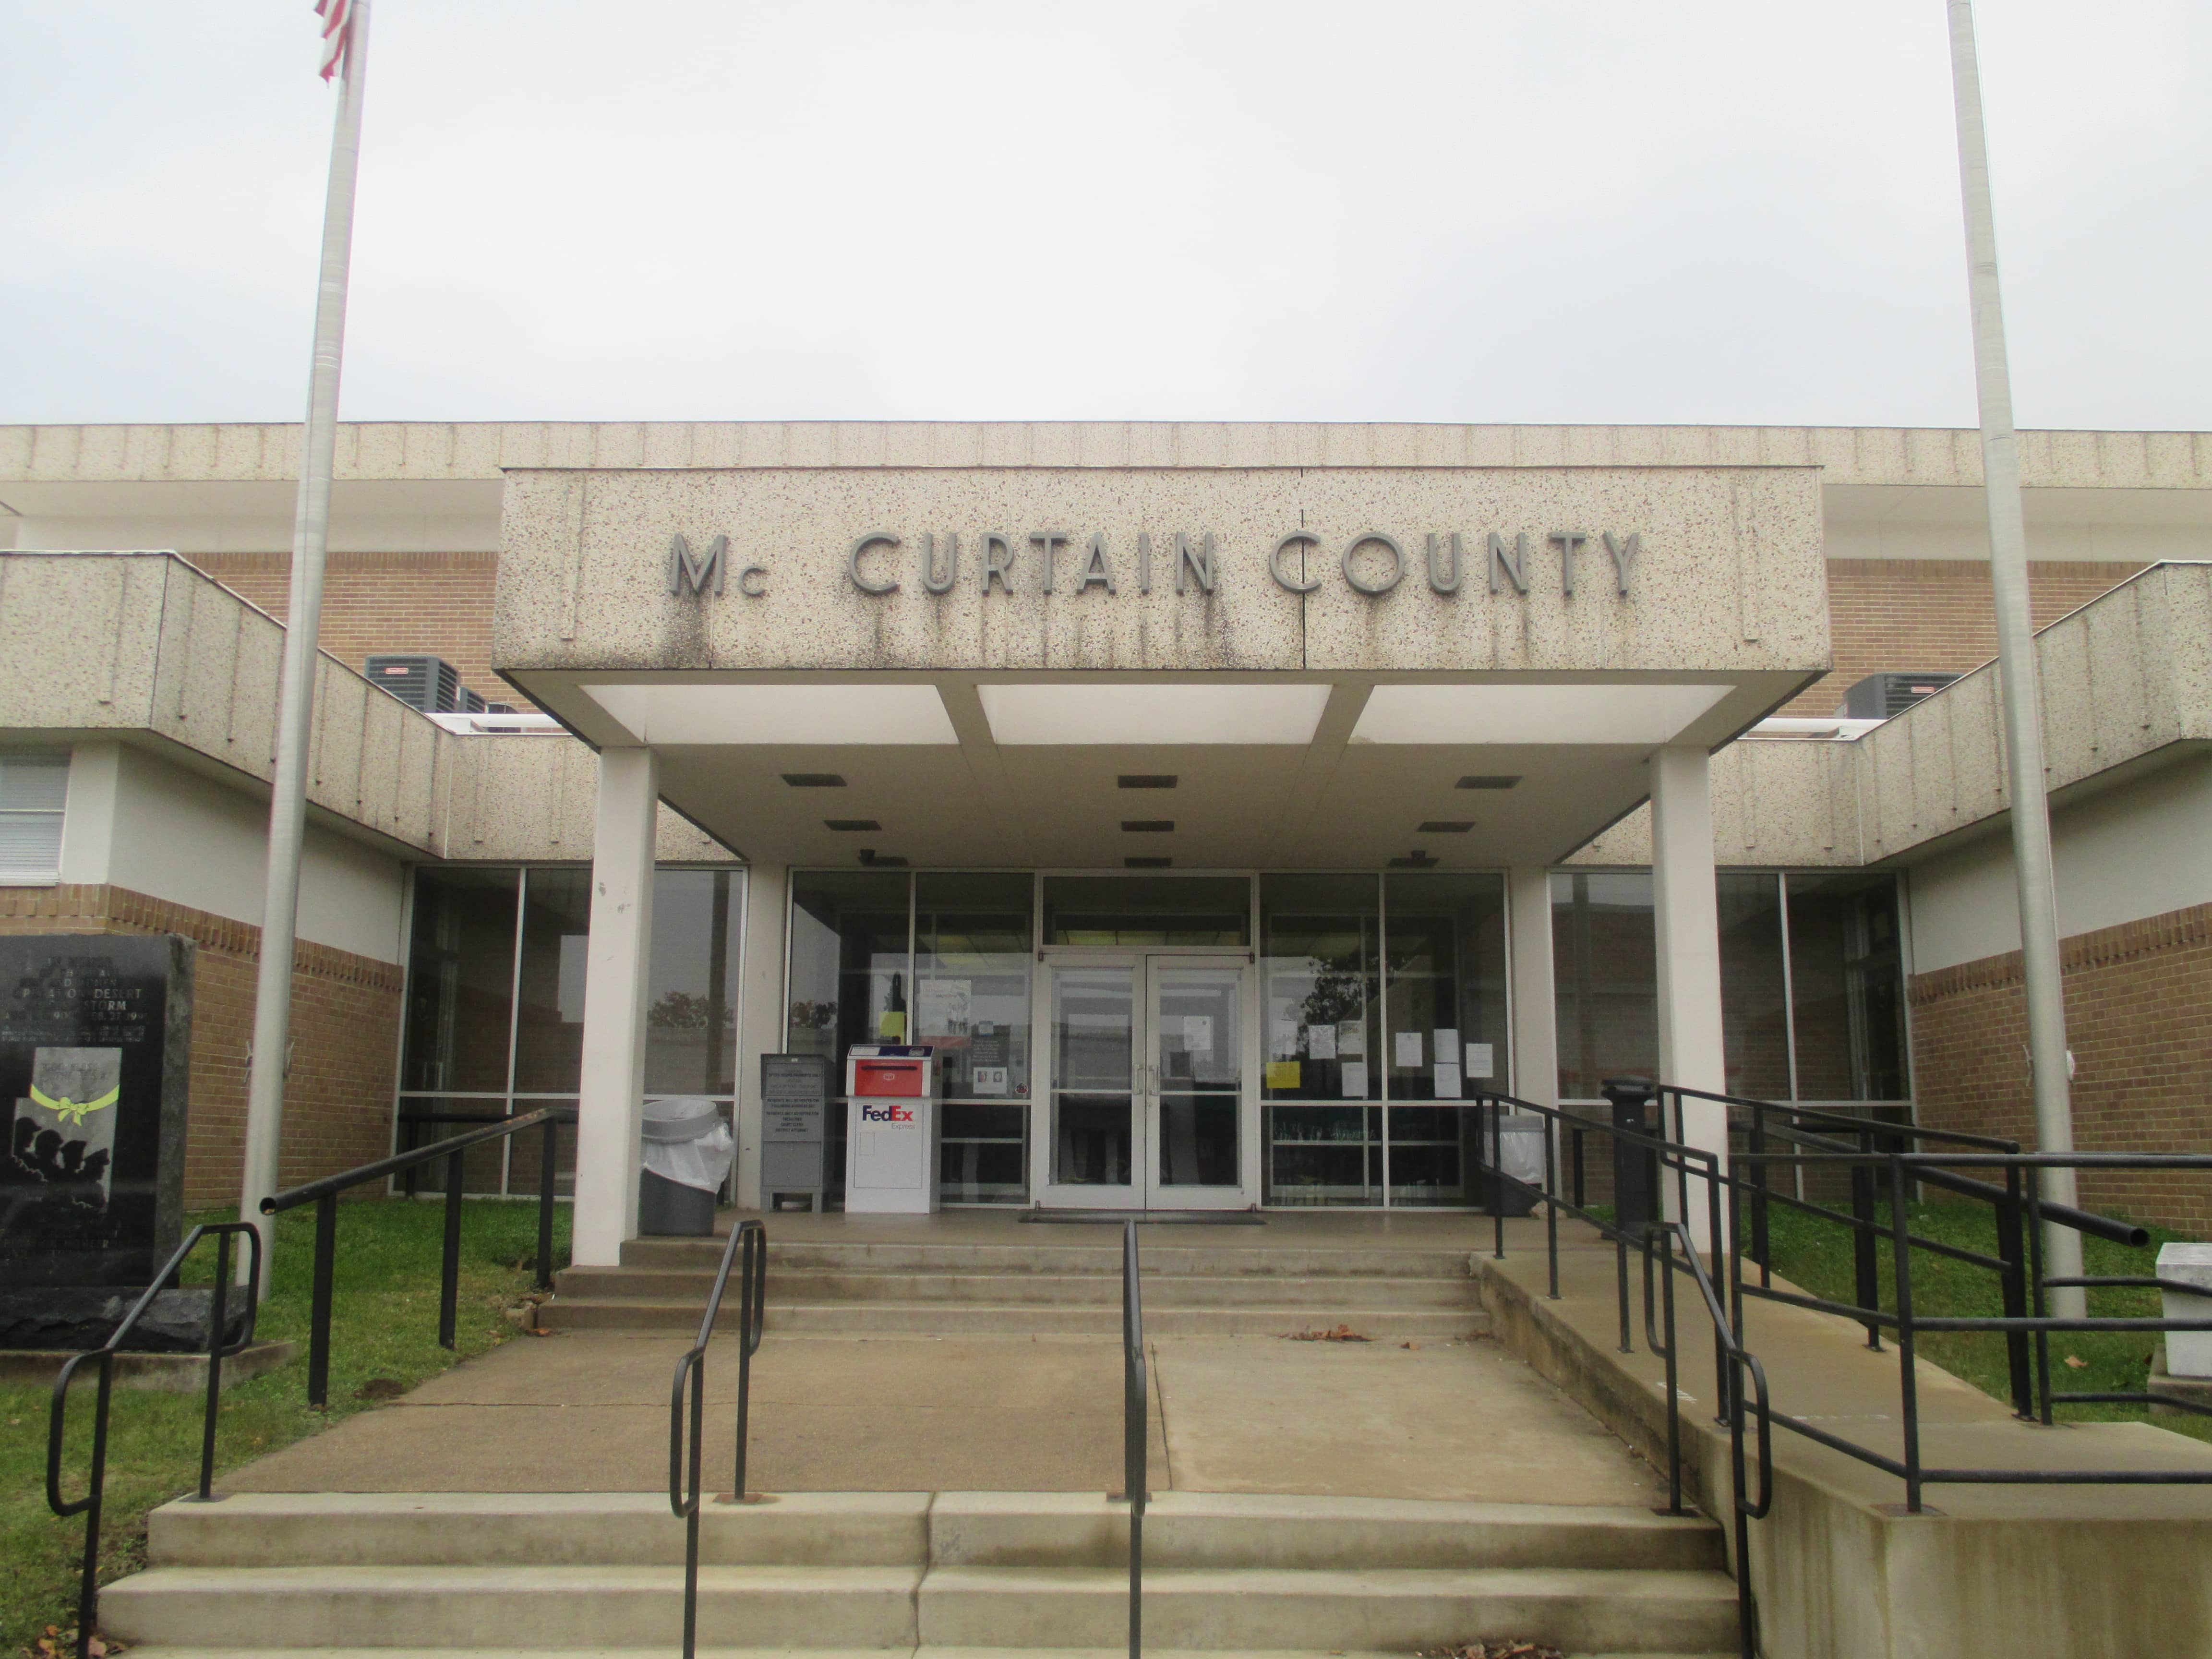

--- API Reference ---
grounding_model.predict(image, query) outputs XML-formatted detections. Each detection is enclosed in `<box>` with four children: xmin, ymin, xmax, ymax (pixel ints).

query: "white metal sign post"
<box><xmin>1944</xmin><ymin>0</ymin><xmax>2084</xmax><ymax>1317</ymax></box>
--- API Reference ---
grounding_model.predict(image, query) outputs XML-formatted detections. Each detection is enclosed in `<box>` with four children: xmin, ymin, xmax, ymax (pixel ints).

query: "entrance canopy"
<box><xmin>494</xmin><ymin>464</ymin><xmax>1829</xmax><ymax>867</ymax></box>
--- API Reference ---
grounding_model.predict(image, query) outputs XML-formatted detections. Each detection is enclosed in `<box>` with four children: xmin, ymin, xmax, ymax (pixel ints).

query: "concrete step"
<box><xmin>555</xmin><ymin>1266</ymin><xmax>1477</xmax><ymax>1309</ymax></box>
<box><xmin>918</xmin><ymin>1564</ymin><xmax>1740</xmax><ymax>1653</ymax></box>
<box><xmin>98</xmin><ymin>1565</ymin><xmax>924</xmax><ymax>1650</ymax></box>
<box><xmin>533</xmin><ymin>1298</ymin><xmax>1490</xmax><ymax>1337</ymax></box>
<box><xmin>617</xmin><ymin>1239</ymin><xmax>1482</xmax><ymax>1280</ymax></box>
<box><xmin>104</xmin><ymin>1564</ymin><xmax>1735</xmax><ymax>1655</ymax></box>
<box><xmin>147</xmin><ymin>1492</ymin><xmax>1720</xmax><ymax>1576</ymax></box>
<box><xmin>108</xmin><ymin>1649</ymin><xmax>1739</xmax><ymax>1659</ymax></box>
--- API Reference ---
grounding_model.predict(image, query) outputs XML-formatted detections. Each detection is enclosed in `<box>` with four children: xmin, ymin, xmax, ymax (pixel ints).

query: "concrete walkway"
<box><xmin>226</xmin><ymin>1328</ymin><xmax>1666</xmax><ymax>1505</ymax></box>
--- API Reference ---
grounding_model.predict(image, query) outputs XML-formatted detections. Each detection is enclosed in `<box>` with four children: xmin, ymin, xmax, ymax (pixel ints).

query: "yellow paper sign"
<box><xmin>1264</xmin><ymin>1060</ymin><xmax>1301</xmax><ymax>1089</ymax></box>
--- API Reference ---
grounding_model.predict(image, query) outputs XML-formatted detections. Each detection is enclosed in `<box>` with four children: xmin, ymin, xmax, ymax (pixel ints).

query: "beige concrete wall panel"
<box><xmin>0</xmin><ymin>555</ymin><xmax>162</xmax><ymax>725</ymax></box>
<box><xmin>436</xmin><ymin>734</ymin><xmax>599</xmax><ymax>861</ymax></box>
<box><xmin>654</xmin><ymin>805</ymin><xmax>734</xmax><ymax>862</ymax></box>
<box><xmin>1297</xmin><ymin>468</ymin><xmax>1825</xmax><ymax>674</ymax></box>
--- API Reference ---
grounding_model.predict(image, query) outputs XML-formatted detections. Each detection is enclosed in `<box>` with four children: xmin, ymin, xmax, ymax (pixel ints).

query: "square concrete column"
<box><xmin>731</xmin><ymin>863</ymin><xmax>787</xmax><ymax>1212</ymax></box>
<box><xmin>1507</xmin><ymin>866</ymin><xmax>1558</xmax><ymax>1110</ymax></box>
<box><xmin>1650</xmin><ymin>745</ymin><xmax>1729</xmax><ymax>1247</ymax></box>
<box><xmin>572</xmin><ymin>746</ymin><xmax>659</xmax><ymax>1268</ymax></box>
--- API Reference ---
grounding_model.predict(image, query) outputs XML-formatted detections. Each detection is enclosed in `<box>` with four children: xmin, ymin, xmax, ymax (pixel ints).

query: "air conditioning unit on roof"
<box><xmin>365</xmin><ymin>654</ymin><xmax>464</xmax><ymax>714</ymax></box>
<box><xmin>1838</xmin><ymin>671</ymin><xmax>1961</xmax><ymax>721</ymax></box>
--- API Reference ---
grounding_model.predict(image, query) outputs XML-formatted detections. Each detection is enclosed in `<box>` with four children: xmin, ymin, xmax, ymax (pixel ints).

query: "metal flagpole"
<box><xmin>1942</xmin><ymin>0</ymin><xmax>2084</xmax><ymax>1320</ymax></box>
<box><xmin>239</xmin><ymin>0</ymin><xmax>373</xmax><ymax>1290</ymax></box>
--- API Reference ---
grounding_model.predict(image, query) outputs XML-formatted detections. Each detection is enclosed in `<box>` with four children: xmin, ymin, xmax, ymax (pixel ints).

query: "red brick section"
<box><xmin>1911</xmin><ymin>901</ymin><xmax>2212</xmax><ymax>1236</ymax></box>
<box><xmin>0</xmin><ymin>884</ymin><xmax>402</xmax><ymax>1210</ymax></box>
<box><xmin>1778</xmin><ymin>559</ymin><xmax>2149</xmax><ymax>718</ymax></box>
<box><xmin>186</xmin><ymin>550</ymin><xmax>533</xmax><ymax>712</ymax></box>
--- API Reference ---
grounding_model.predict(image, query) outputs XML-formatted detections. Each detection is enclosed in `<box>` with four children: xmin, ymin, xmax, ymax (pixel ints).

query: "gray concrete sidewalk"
<box><xmin>226</xmin><ymin>1328</ymin><xmax>1665</xmax><ymax>1505</ymax></box>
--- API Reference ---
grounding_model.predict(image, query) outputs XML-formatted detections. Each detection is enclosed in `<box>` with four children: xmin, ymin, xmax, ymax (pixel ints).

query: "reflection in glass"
<box><xmin>1154</xmin><ymin>967</ymin><xmax>1240</xmax><ymax>1186</ymax></box>
<box><xmin>1552</xmin><ymin>871</ymin><xmax>1658</xmax><ymax>1099</ymax></box>
<box><xmin>1788</xmin><ymin>873</ymin><xmax>1910</xmax><ymax>1101</ymax></box>
<box><xmin>914</xmin><ymin>874</ymin><xmax>1034</xmax><ymax>1200</ymax></box>
<box><xmin>1044</xmin><ymin>875</ymin><xmax>1251</xmax><ymax>945</ymax></box>
<box><xmin>1718</xmin><ymin>874</ymin><xmax>1790</xmax><ymax>1099</ymax></box>
<box><xmin>1384</xmin><ymin>873</ymin><xmax>1509</xmax><ymax>1101</ymax></box>
<box><xmin>1386</xmin><ymin>1104</ymin><xmax>1474</xmax><ymax>1204</ymax></box>
<box><xmin>512</xmin><ymin>868</ymin><xmax>594</xmax><ymax>1094</ymax></box>
<box><xmin>1053</xmin><ymin>966</ymin><xmax>1133</xmax><ymax>1185</ymax></box>
<box><xmin>940</xmin><ymin>1102</ymin><xmax>1028</xmax><ymax>1203</ymax></box>
<box><xmin>786</xmin><ymin>870</ymin><xmax>913</xmax><ymax>1068</ymax></box>
<box><xmin>1260</xmin><ymin>875</ymin><xmax>1380</xmax><ymax>1203</ymax></box>
<box><xmin>401</xmin><ymin>867</ymin><xmax>519</xmax><ymax>1094</ymax></box>
<box><xmin>646</xmin><ymin>869</ymin><xmax>745</xmax><ymax>1095</ymax></box>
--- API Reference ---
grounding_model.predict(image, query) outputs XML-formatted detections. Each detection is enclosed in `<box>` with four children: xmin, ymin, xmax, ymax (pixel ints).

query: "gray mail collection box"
<box><xmin>760</xmin><ymin>1054</ymin><xmax>830</xmax><ymax>1211</ymax></box>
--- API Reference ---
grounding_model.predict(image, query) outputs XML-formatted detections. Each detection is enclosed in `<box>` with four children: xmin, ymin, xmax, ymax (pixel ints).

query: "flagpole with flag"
<box><xmin>239</xmin><ymin>0</ymin><xmax>372</xmax><ymax>1289</ymax></box>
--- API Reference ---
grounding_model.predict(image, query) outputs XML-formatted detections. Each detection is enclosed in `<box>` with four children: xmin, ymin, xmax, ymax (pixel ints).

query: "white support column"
<box><xmin>1650</xmin><ymin>745</ymin><xmax>1729</xmax><ymax>1248</ymax></box>
<box><xmin>573</xmin><ymin>746</ymin><xmax>658</xmax><ymax>1268</ymax></box>
<box><xmin>1507</xmin><ymin>866</ymin><xmax>1558</xmax><ymax>1110</ymax></box>
<box><xmin>732</xmin><ymin>863</ymin><xmax>788</xmax><ymax>1213</ymax></box>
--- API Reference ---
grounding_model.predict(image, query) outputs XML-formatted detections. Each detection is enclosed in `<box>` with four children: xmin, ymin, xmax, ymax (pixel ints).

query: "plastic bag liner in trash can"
<box><xmin>638</xmin><ymin>1095</ymin><xmax>735</xmax><ymax>1236</ymax></box>
<box><xmin>1482</xmin><ymin>1114</ymin><xmax>1548</xmax><ymax>1218</ymax></box>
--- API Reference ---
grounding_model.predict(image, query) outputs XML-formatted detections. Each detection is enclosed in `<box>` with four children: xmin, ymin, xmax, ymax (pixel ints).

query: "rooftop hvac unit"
<box><xmin>365</xmin><ymin>654</ymin><xmax>464</xmax><ymax>714</ymax></box>
<box><xmin>1839</xmin><ymin>671</ymin><xmax>1962</xmax><ymax>721</ymax></box>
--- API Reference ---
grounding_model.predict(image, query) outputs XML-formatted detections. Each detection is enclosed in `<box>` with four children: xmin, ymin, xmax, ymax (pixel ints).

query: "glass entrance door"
<box><xmin>1041</xmin><ymin>952</ymin><xmax>1254</xmax><ymax>1209</ymax></box>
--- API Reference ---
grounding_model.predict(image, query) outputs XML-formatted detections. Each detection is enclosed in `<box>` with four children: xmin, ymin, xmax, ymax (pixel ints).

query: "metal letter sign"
<box><xmin>669</xmin><ymin>533</ymin><xmax>726</xmax><ymax>596</ymax></box>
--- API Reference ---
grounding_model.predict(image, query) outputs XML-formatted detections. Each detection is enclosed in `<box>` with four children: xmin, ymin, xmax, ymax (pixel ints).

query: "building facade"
<box><xmin>1</xmin><ymin>421</ymin><xmax>2207</xmax><ymax>1243</ymax></box>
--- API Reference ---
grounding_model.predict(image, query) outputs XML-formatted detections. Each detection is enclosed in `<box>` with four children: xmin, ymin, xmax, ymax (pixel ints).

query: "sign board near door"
<box><xmin>759</xmin><ymin>1054</ymin><xmax>828</xmax><ymax>1209</ymax></box>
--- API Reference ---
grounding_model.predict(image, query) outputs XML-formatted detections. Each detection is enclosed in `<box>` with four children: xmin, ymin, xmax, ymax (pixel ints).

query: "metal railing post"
<box><xmin>1121</xmin><ymin>1219</ymin><xmax>1147</xmax><ymax>1659</ymax></box>
<box><xmin>1542</xmin><ymin>1108</ymin><xmax>1560</xmax><ymax>1300</ymax></box>
<box><xmin>309</xmin><ymin>1193</ymin><xmax>338</xmax><ymax>1407</ymax></box>
<box><xmin>1490</xmin><ymin>1095</ymin><xmax>1506</xmax><ymax>1261</ymax></box>
<box><xmin>197</xmin><ymin>1229</ymin><xmax>232</xmax><ymax>1501</ymax></box>
<box><xmin>439</xmin><ymin>1145</ymin><xmax>464</xmax><ymax>1350</ymax></box>
<box><xmin>1852</xmin><ymin>1129</ymin><xmax>1882</xmax><ymax>1349</ymax></box>
<box><xmin>1994</xmin><ymin>1164</ymin><xmax>2033</xmax><ymax>1418</ymax></box>
<box><xmin>1748</xmin><ymin>1101</ymin><xmax>1771</xmax><ymax>1278</ymax></box>
<box><xmin>536</xmin><ymin>1116</ymin><xmax>560</xmax><ymax>1293</ymax></box>
<box><xmin>1888</xmin><ymin>1154</ymin><xmax>1923</xmax><ymax>1512</ymax></box>
<box><xmin>734</xmin><ymin>1223</ymin><xmax>765</xmax><ymax>1499</ymax></box>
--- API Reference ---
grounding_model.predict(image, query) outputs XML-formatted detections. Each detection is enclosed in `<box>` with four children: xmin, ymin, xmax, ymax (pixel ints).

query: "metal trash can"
<box><xmin>638</xmin><ymin>1095</ymin><xmax>735</xmax><ymax>1237</ymax></box>
<box><xmin>1599</xmin><ymin>1076</ymin><xmax>1657</xmax><ymax>1239</ymax></box>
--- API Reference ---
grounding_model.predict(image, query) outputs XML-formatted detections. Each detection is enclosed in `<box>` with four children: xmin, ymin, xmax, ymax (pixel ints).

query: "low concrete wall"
<box><xmin>1477</xmin><ymin>1230</ymin><xmax>2212</xmax><ymax>1659</ymax></box>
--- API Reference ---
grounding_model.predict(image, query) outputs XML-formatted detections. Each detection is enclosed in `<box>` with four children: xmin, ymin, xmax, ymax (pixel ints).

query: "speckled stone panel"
<box><xmin>494</xmin><ymin>466</ymin><xmax>1827</xmax><ymax>678</ymax></box>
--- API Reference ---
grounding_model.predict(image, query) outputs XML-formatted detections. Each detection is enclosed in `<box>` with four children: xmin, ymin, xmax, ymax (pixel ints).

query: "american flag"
<box><xmin>315</xmin><ymin>0</ymin><xmax>354</xmax><ymax>82</ymax></box>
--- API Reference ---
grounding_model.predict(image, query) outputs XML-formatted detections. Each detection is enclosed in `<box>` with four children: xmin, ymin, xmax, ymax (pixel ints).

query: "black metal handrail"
<box><xmin>669</xmin><ymin>1218</ymin><xmax>765</xmax><ymax>1659</ymax></box>
<box><xmin>262</xmin><ymin>1103</ymin><xmax>574</xmax><ymax>1406</ymax></box>
<box><xmin>46</xmin><ymin>1222</ymin><xmax>263</xmax><ymax>1659</ymax></box>
<box><xmin>1118</xmin><ymin>1218</ymin><xmax>1148</xmax><ymax>1659</ymax></box>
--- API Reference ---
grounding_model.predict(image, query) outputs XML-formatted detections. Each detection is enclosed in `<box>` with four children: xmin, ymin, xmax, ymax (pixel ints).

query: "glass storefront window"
<box><xmin>1552</xmin><ymin>867</ymin><xmax>1909</xmax><ymax>1106</ymax></box>
<box><xmin>402</xmin><ymin>868</ymin><xmax>519</xmax><ymax>1094</ymax></box>
<box><xmin>397</xmin><ymin>864</ymin><xmax>744</xmax><ymax>1198</ymax></box>
<box><xmin>916</xmin><ymin>872</ymin><xmax>1034</xmax><ymax>1203</ymax></box>
<box><xmin>512</xmin><ymin>868</ymin><xmax>593</xmax><ymax>1094</ymax></box>
<box><xmin>786</xmin><ymin>870</ymin><xmax>914</xmax><ymax>1064</ymax></box>
<box><xmin>1718</xmin><ymin>874</ymin><xmax>1791</xmax><ymax>1100</ymax></box>
<box><xmin>1261</xmin><ymin>875</ymin><xmax>1381</xmax><ymax>1205</ymax></box>
<box><xmin>1789</xmin><ymin>872</ymin><xmax>1910</xmax><ymax>1102</ymax></box>
<box><xmin>647</xmin><ymin>869</ymin><xmax>745</xmax><ymax>1095</ymax></box>
<box><xmin>1043</xmin><ymin>875</ymin><xmax>1250</xmax><ymax>945</ymax></box>
<box><xmin>1552</xmin><ymin>871</ymin><xmax>1658</xmax><ymax>1099</ymax></box>
<box><xmin>1384</xmin><ymin>873</ymin><xmax>1507</xmax><ymax>1206</ymax></box>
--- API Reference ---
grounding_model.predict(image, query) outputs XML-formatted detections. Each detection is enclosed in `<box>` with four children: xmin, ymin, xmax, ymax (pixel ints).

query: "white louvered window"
<box><xmin>0</xmin><ymin>754</ymin><xmax>70</xmax><ymax>884</ymax></box>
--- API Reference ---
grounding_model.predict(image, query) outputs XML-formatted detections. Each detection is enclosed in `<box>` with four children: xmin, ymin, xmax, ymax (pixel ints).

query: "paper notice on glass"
<box><xmin>1183</xmin><ymin>1015</ymin><xmax>1215</xmax><ymax>1059</ymax></box>
<box><xmin>1338</xmin><ymin>1022</ymin><xmax>1366</xmax><ymax>1057</ymax></box>
<box><xmin>1265</xmin><ymin>1059</ymin><xmax>1301</xmax><ymax>1089</ymax></box>
<box><xmin>1271</xmin><ymin>1019</ymin><xmax>1300</xmax><ymax>1060</ymax></box>
<box><xmin>1433</xmin><ymin>1027</ymin><xmax>1459</xmax><ymax>1062</ymax></box>
<box><xmin>917</xmin><ymin>978</ymin><xmax>972</xmax><ymax>1040</ymax></box>
<box><xmin>1339</xmin><ymin>1060</ymin><xmax>1369</xmax><ymax>1099</ymax></box>
<box><xmin>1306</xmin><ymin>1022</ymin><xmax>1338</xmax><ymax>1059</ymax></box>
<box><xmin>1394</xmin><ymin>1030</ymin><xmax>1424</xmax><ymax>1069</ymax></box>
<box><xmin>1433</xmin><ymin>1062</ymin><xmax>1464</xmax><ymax>1099</ymax></box>
<box><xmin>1464</xmin><ymin>1042</ymin><xmax>1495</xmax><ymax>1079</ymax></box>
<box><xmin>973</xmin><ymin>1065</ymin><xmax>1010</xmax><ymax>1096</ymax></box>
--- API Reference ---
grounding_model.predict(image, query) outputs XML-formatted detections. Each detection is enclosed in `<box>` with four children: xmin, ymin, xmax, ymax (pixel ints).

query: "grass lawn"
<box><xmin>2</xmin><ymin>1197</ymin><xmax>568</xmax><ymax>1657</ymax></box>
<box><xmin>1752</xmin><ymin>1195</ymin><xmax>2212</xmax><ymax>1445</ymax></box>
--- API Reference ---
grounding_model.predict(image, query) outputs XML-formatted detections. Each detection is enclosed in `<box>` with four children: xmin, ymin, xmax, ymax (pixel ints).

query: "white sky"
<box><xmin>4</xmin><ymin>1</ymin><xmax>2208</xmax><ymax>430</ymax></box>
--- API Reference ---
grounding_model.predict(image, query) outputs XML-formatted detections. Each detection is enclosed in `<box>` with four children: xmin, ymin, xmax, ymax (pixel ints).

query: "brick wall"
<box><xmin>1910</xmin><ymin>901</ymin><xmax>2212</xmax><ymax>1236</ymax></box>
<box><xmin>187</xmin><ymin>551</ymin><xmax>526</xmax><ymax>711</ymax></box>
<box><xmin>1778</xmin><ymin>559</ymin><xmax>2148</xmax><ymax>717</ymax></box>
<box><xmin>0</xmin><ymin>885</ymin><xmax>403</xmax><ymax>1209</ymax></box>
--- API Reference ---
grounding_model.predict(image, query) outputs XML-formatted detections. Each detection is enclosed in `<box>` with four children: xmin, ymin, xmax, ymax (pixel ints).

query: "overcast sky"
<box><xmin>4</xmin><ymin>1</ymin><xmax>2208</xmax><ymax>430</ymax></box>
